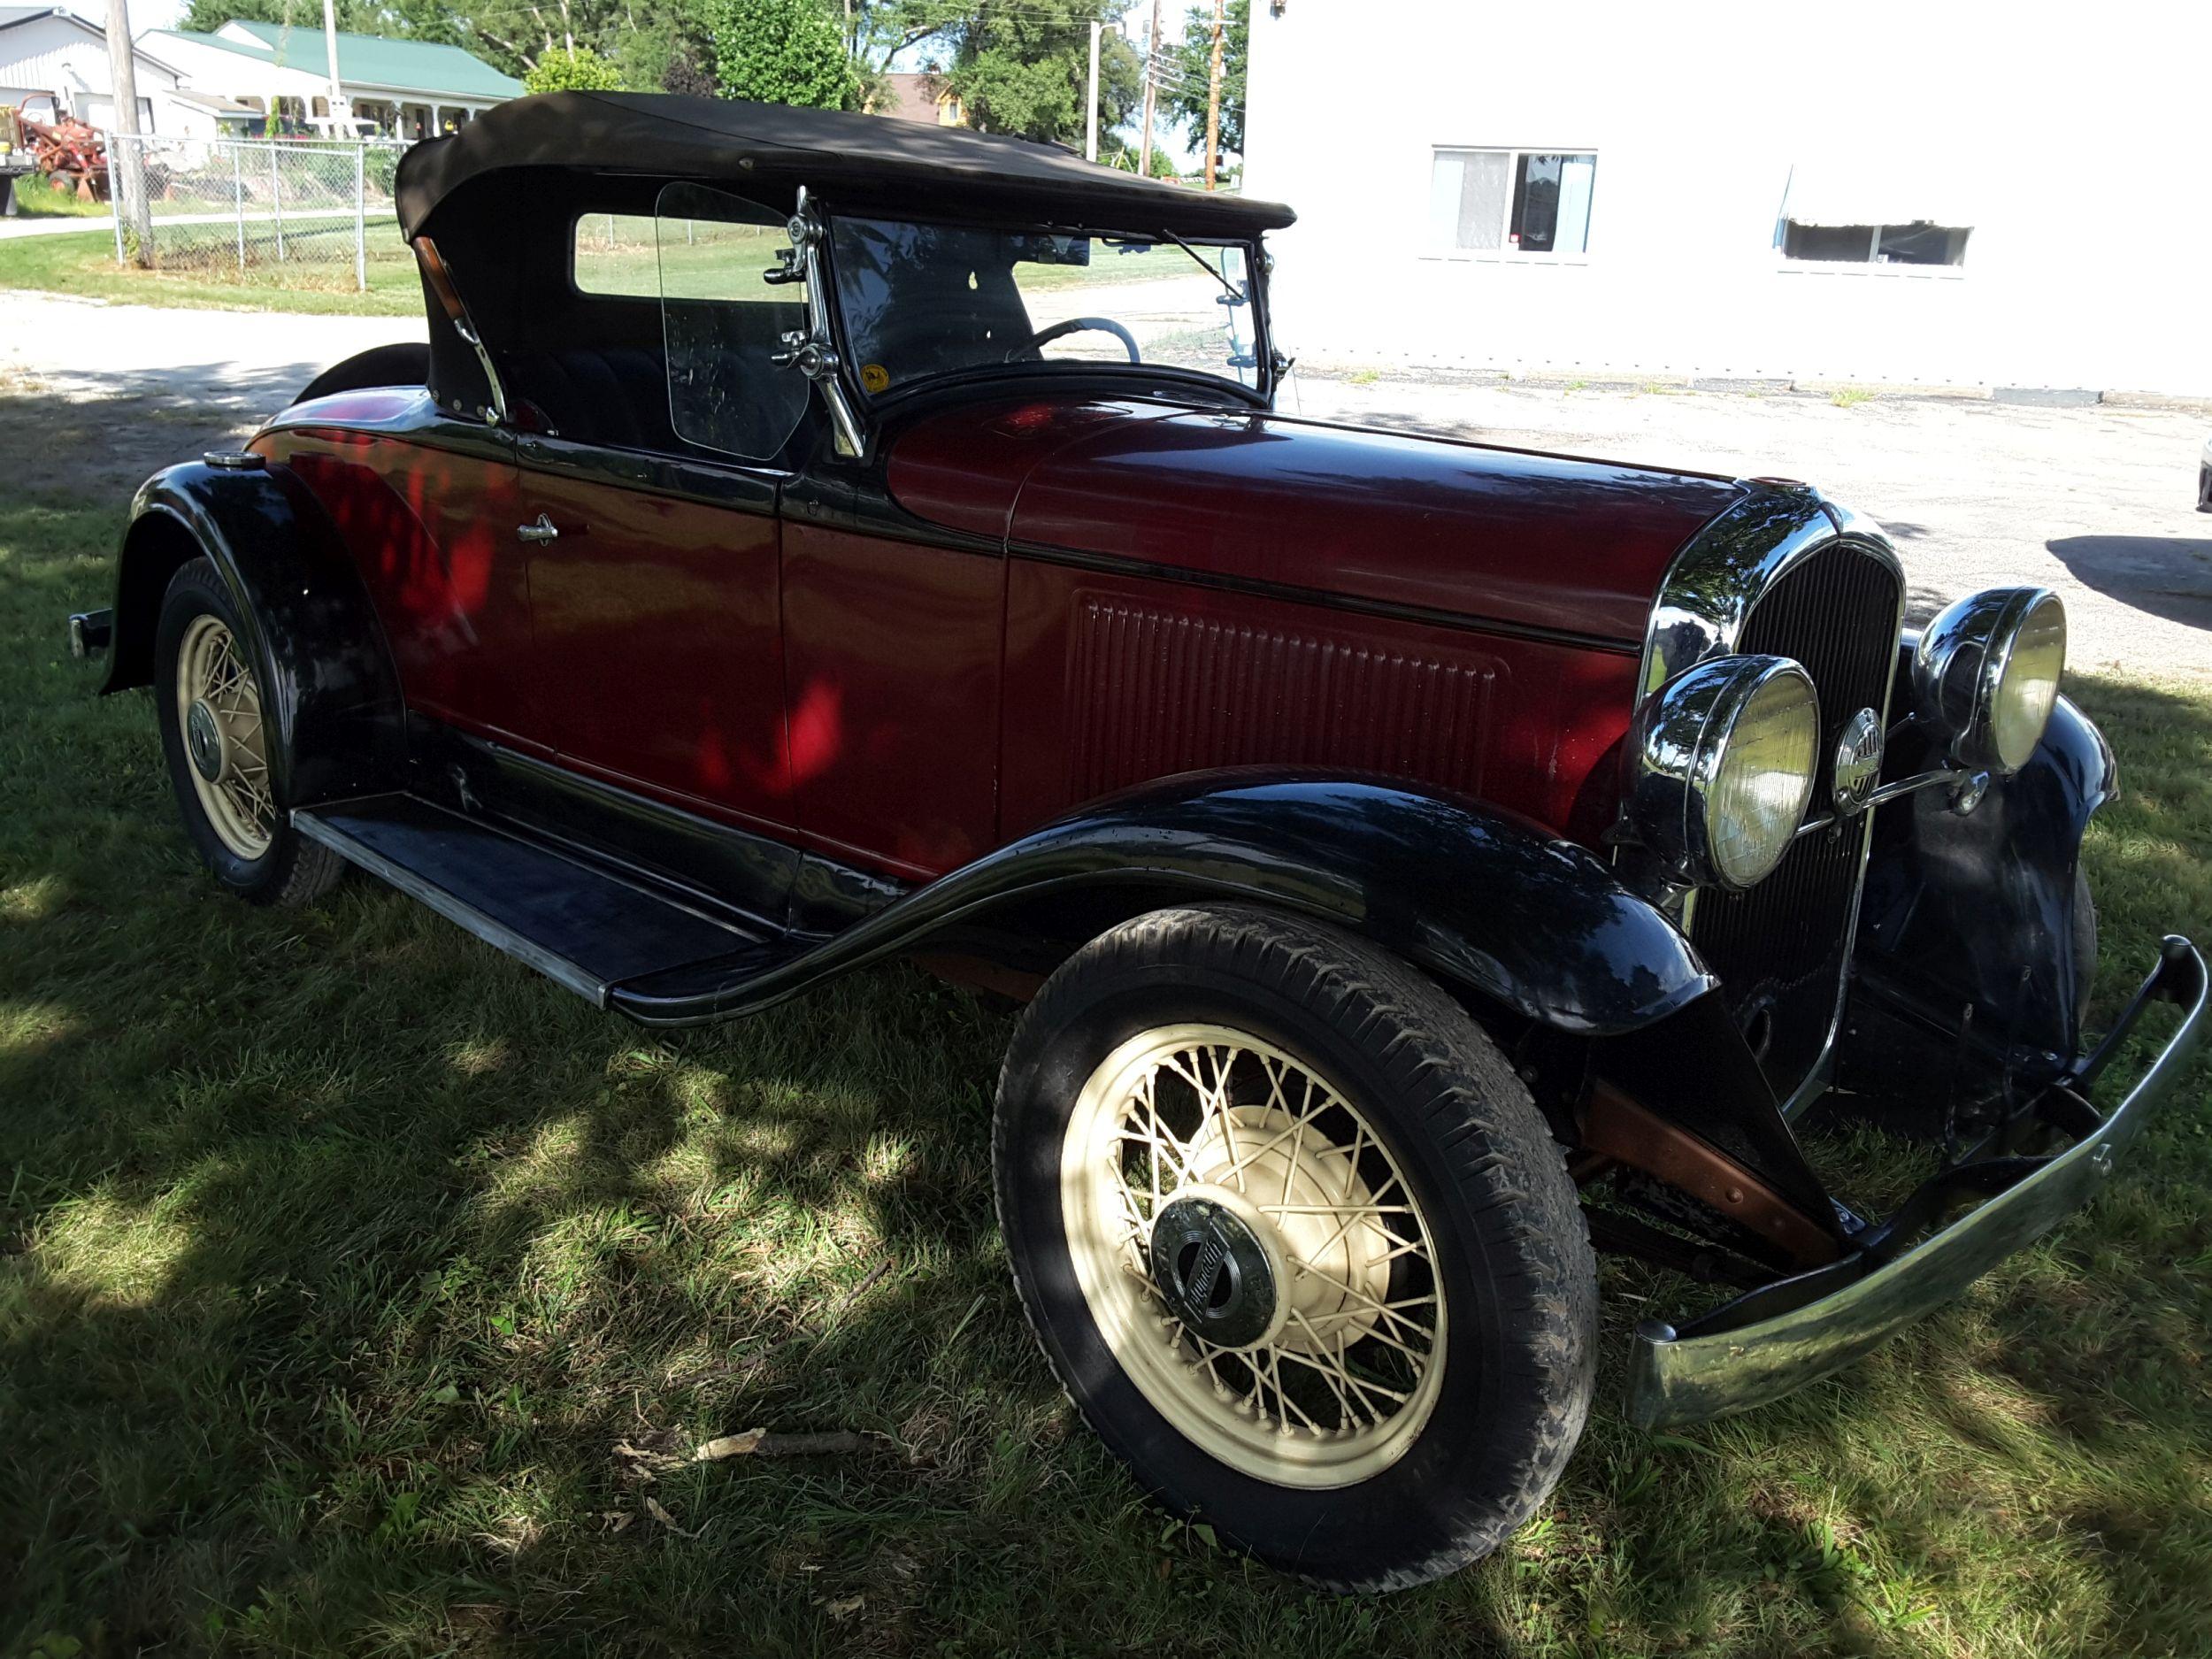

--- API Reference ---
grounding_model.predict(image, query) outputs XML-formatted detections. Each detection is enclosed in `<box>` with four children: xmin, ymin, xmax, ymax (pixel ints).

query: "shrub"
<box><xmin>524</xmin><ymin>46</ymin><xmax>626</xmax><ymax>95</ymax></box>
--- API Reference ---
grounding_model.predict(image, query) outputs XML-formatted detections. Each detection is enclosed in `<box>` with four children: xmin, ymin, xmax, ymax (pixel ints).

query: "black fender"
<box><xmin>296</xmin><ymin>341</ymin><xmax>430</xmax><ymax>405</ymax></box>
<box><xmin>1851</xmin><ymin>688</ymin><xmax>2116</xmax><ymax>1085</ymax></box>
<box><xmin>610</xmin><ymin>772</ymin><xmax>1719</xmax><ymax>1037</ymax></box>
<box><xmin>102</xmin><ymin>459</ymin><xmax>406</xmax><ymax>810</ymax></box>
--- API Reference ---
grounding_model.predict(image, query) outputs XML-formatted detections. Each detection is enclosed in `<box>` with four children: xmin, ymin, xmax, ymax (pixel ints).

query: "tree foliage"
<box><xmin>945</xmin><ymin>0</ymin><xmax>1139</xmax><ymax>145</ymax></box>
<box><xmin>180</xmin><ymin>0</ymin><xmax>723</xmax><ymax>90</ymax></box>
<box><xmin>843</xmin><ymin>0</ymin><xmax>971</xmax><ymax>73</ymax></box>
<box><xmin>523</xmin><ymin>45</ymin><xmax>626</xmax><ymax>92</ymax></box>
<box><xmin>1164</xmin><ymin>0</ymin><xmax>1245</xmax><ymax>159</ymax></box>
<box><xmin>711</xmin><ymin>0</ymin><xmax>854</xmax><ymax>107</ymax></box>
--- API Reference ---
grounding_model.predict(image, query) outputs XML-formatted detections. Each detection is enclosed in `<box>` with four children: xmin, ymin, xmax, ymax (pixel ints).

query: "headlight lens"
<box><xmin>1628</xmin><ymin>656</ymin><xmax>1820</xmax><ymax>891</ymax></box>
<box><xmin>1913</xmin><ymin>588</ymin><xmax>2066</xmax><ymax>774</ymax></box>
<box><xmin>1708</xmin><ymin>667</ymin><xmax>1822</xmax><ymax>886</ymax></box>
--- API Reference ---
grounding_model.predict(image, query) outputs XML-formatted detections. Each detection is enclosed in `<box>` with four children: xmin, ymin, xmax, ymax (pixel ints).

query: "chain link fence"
<box><xmin>104</xmin><ymin>133</ymin><xmax>411</xmax><ymax>292</ymax></box>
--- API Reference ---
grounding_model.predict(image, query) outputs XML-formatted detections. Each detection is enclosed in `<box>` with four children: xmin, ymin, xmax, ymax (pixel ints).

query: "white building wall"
<box><xmin>2</xmin><ymin>13</ymin><xmax>199</xmax><ymax>131</ymax></box>
<box><xmin>1243</xmin><ymin>3</ymin><xmax>2212</xmax><ymax>396</ymax></box>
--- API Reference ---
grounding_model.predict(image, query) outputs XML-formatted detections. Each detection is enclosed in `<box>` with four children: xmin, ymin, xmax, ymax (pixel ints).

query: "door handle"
<box><xmin>516</xmin><ymin>514</ymin><xmax>559</xmax><ymax>544</ymax></box>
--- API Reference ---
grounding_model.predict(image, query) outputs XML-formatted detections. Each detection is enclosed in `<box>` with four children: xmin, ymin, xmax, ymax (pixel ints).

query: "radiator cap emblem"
<box><xmin>1832</xmin><ymin>706</ymin><xmax>1884</xmax><ymax>815</ymax></box>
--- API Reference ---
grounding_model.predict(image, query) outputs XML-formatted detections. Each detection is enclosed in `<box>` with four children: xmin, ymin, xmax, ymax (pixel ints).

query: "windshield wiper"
<box><xmin>1156</xmin><ymin>228</ymin><xmax>1246</xmax><ymax>304</ymax></box>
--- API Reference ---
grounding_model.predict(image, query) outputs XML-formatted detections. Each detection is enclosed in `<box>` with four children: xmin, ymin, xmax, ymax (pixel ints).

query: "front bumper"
<box><xmin>1628</xmin><ymin>935</ymin><xmax>2207</xmax><ymax>1428</ymax></box>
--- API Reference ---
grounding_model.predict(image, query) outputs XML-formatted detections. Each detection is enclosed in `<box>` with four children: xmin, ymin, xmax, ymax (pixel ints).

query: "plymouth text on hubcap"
<box><xmin>1061</xmin><ymin>1025</ymin><xmax>1446</xmax><ymax>1486</ymax></box>
<box><xmin>175</xmin><ymin>614</ymin><xmax>275</xmax><ymax>858</ymax></box>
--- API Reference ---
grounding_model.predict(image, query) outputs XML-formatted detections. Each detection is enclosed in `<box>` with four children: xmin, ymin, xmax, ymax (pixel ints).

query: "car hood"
<box><xmin>883</xmin><ymin>396</ymin><xmax>1747</xmax><ymax>645</ymax></box>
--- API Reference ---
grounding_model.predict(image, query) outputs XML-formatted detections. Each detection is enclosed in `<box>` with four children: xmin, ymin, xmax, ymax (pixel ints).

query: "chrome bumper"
<box><xmin>1628</xmin><ymin>935</ymin><xmax>2207</xmax><ymax>1429</ymax></box>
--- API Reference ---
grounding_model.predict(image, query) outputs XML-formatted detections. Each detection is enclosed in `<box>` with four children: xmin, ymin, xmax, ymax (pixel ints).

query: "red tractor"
<box><xmin>3</xmin><ymin>93</ymin><xmax>110</xmax><ymax>210</ymax></box>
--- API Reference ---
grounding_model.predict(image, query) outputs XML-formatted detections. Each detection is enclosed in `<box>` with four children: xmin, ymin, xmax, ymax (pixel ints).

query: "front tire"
<box><xmin>155</xmin><ymin>557</ymin><xmax>343</xmax><ymax>907</ymax></box>
<box><xmin>993</xmin><ymin>905</ymin><xmax>1596</xmax><ymax>1592</ymax></box>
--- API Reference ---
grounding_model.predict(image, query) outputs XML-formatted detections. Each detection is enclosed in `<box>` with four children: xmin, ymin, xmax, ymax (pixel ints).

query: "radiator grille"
<box><xmin>1689</xmin><ymin>541</ymin><xmax>1902</xmax><ymax>1096</ymax></box>
<box><xmin>1066</xmin><ymin>598</ymin><xmax>1498</xmax><ymax>802</ymax></box>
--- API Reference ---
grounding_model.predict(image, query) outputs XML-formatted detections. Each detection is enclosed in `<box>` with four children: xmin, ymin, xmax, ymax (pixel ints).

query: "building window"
<box><xmin>1429</xmin><ymin>149</ymin><xmax>1595</xmax><ymax>254</ymax></box>
<box><xmin>1781</xmin><ymin>220</ymin><xmax>1970</xmax><ymax>266</ymax></box>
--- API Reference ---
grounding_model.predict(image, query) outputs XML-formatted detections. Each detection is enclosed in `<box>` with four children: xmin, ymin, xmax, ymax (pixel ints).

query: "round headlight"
<box><xmin>1913</xmin><ymin>588</ymin><xmax>2066</xmax><ymax>774</ymax></box>
<box><xmin>1628</xmin><ymin>656</ymin><xmax>1820</xmax><ymax>891</ymax></box>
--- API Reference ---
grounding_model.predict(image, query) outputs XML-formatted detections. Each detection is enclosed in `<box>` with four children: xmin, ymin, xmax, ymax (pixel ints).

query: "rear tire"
<box><xmin>993</xmin><ymin>904</ymin><xmax>1596</xmax><ymax>1592</ymax></box>
<box><xmin>154</xmin><ymin>557</ymin><xmax>344</xmax><ymax>907</ymax></box>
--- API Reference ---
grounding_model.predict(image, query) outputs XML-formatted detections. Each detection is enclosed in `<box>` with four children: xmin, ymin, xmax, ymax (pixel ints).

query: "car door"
<box><xmin>512</xmin><ymin>188</ymin><xmax>812</xmax><ymax>837</ymax></box>
<box><xmin>517</xmin><ymin>439</ymin><xmax>792</xmax><ymax>830</ymax></box>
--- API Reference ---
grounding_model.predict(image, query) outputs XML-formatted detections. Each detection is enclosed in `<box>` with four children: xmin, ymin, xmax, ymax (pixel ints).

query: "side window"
<box><xmin>572</xmin><ymin>213</ymin><xmax>659</xmax><ymax>296</ymax></box>
<box><xmin>656</xmin><ymin>182</ymin><xmax>811</xmax><ymax>463</ymax></box>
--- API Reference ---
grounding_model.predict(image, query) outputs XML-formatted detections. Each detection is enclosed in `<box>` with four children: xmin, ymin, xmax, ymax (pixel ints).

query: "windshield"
<box><xmin>827</xmin><ymin>215</ymin><xmax>1263</xmax><ymax>398</ymax></box>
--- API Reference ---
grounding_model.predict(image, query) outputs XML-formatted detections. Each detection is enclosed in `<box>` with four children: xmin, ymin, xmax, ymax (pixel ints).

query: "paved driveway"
<box><xmin>3</xmin><ymin>290</ymin><xmax>2202</xmax><ymax>680</ymax></box>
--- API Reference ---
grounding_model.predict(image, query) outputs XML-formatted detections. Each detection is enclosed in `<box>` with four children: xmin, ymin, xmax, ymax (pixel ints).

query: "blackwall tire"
<box><xmin>993</xmin><ymin>904</ymin><xmax>1597</xmax><ymax>1592</ymax></box>
<box><xmin>154</xmin><ymin>557</ymin><xmax>344</xmax><ymax>908</ymax></box>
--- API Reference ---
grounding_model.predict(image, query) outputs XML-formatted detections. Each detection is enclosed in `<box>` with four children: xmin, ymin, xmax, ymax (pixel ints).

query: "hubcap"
<box><xmin>1060</xmin><ymin>1025</ymin><xmax>1447</xmax><ymax>1488</ymax></box>
<box><xmin>174</xmin><ymin>614</ymin><xmax>275</xmax><ymax>860</ymax></box>
<box><xmin>1148</xmin><ymin>1191</ymin><xmax>1281</xmax><ymax>1350</ymax></box>
<box><xmin>186</xmin><ymin>699</ymin><xmax>224</xmax><ymax>781</ymax></box>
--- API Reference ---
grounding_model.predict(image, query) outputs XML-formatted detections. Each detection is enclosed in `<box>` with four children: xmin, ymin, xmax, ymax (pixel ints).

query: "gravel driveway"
<box><xmin>4</xmin><ymin>291</ymin><xmax>2203</xmax><ymax>680</ymax></box>
<box><xmin>1292</xmin><ymin>373</ymin><xmax>2211</xmax><ymax>682</ymax></box>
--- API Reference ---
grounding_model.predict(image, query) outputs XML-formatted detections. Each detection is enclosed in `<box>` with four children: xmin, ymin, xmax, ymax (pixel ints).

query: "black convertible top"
<box><xmin>396</xmin><ymin>91</ymin><xmax>1294</xmax><ymax>241</ymax></box>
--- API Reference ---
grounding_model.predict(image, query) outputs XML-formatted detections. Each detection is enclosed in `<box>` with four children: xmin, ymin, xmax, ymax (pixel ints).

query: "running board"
<box><xmin>293</xmin><ymin>793</ymin><xmax>799</xmax><ymax>1008</ymax></box>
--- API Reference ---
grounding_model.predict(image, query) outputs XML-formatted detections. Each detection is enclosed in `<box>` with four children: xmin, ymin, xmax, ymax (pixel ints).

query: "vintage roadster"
<box><xmin>71</xmin><ymin>95</ymin><xmax>2205</xmax><ymax>1592</ymax></box>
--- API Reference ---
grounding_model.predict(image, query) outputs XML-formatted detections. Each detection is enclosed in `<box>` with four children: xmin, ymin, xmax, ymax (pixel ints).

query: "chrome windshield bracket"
<box><xmin>780</xmin><ymin>185</ymin><xmax>866</xmax><ymax>459</ymax></box>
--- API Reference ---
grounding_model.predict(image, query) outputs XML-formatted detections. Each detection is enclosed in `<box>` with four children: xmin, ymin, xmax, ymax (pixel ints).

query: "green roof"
<box><xmin>162</xmin><ymin>20</ymin><xmax>522</xmax><ymax>100</ymax></box>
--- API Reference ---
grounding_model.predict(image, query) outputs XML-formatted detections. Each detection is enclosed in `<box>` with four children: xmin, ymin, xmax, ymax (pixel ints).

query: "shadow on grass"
<box><xmin>3</xmin><ymin>454</ymin><xmax>2208</xmax><ymax>1655</ymax></box>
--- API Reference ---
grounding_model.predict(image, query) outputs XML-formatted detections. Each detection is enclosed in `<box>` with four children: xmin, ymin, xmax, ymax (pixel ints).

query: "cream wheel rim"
<box><xmin>1060</xmin><ymin>1023</ymin><xmax>1447</xmax><ymax>1487</ymax></box>
<box><xmin>175</xmin><ymin>613</ymin><xmax>275</xmax><ymax>859</ymax></box>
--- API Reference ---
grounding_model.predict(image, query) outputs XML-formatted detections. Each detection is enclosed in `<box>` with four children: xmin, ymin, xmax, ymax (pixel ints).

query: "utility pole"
<box><xmin>104</xmin><ymin>0</ymin><xmax>152</xmax><ymax>265</ymax></box>
<box><xmin>1137</xmin><ymin>0</ymin><xmax>1160</xmax><ymax>177</ymax></box>
<box><xmin>320</xmin><ymin>0</ymin><xmax>345</xmax><ymax>130</ymax></box>
<box><xmin>1084</xmin><ymin>19</ymin><xmax>1101</xmax><ymax>161</ymax></box>
<box><xmin>1203</xmin><ymin>0</ymin><xmax>1224</xmax><ymax>189</ymax></box>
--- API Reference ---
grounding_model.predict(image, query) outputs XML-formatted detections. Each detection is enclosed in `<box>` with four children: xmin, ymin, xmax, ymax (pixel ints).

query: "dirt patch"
<box><xmin>0</xmin><ymin>383</ymin><xmax>255</xmax><ymax>498</ymax></box>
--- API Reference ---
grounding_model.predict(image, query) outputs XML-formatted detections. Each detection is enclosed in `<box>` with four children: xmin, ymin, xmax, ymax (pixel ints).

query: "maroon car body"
<box><xmin>258</xmin><ymin>387</ymin><xmax>1734</xmax><ymax>869</ymax></box>
<box><xmin>77</xmin><ymin>94</ymin><xmax>2204</xmax><ymax>1591</ymax></box>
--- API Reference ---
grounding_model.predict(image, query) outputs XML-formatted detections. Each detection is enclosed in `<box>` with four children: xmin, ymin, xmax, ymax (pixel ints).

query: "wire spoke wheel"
<box><xmin>175</xmin><ymin>612</ymin><xmax>276</xmax><ymax>860</ymax></box>
<box><xmin>1061</xmin><ymin>1023</ymin><xmax>1447</xmax><ymax>1486</ymax></box>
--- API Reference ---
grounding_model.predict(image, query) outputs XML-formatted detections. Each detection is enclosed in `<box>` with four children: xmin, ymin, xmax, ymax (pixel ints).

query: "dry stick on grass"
<box><xmin>695</xmin><ymin>1428</ymin><xmax>876</xmax><ymax>1462</ymax></box>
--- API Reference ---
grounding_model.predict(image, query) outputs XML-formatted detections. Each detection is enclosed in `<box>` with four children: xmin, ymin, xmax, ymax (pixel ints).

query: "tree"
<box><xmin>947</xmin><ymin>0</ymin><xmax>1140</xmax><ymax>146</ymax></box>
<box><xmin>180</xmin><ymin>0</ymin><xmax>380</xmax><ymax>35</ymax></box>
<box><xmin>524</xmin><ymin>45</ymin><xmax>626</xmax><ymax>91</ymax></box>
<box><xmin>1105</xmin><ymin>137</ymin><xmax>1175</xmax><ymax>179</ymax></box>
<box><xmin>844</xmin><ymin>0</ymin><xmax>971</xmax><ymax>74</ymax></box>
<box><xmin>713</xmin><ymin>0</ymin><xmax>854</xmax><ymax>107</ymax></box>
<box><xmin>1164</xmin><ymin>0</ymin><xmax>1245</xmax><ymax>161</ymax></box>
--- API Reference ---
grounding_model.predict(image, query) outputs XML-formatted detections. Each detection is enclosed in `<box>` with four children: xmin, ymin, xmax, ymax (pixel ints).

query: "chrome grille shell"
<box><xmin>1631</xmin><ymin>487</ymin><xmax>1907</xmax><ymax>1112</ymax></box>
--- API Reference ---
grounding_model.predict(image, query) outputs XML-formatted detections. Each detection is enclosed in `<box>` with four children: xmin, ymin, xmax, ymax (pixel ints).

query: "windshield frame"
<box><xmin>812</xmin><ymin>201</ymin><xmax>1278</xmax><ymax>413</ymax></box>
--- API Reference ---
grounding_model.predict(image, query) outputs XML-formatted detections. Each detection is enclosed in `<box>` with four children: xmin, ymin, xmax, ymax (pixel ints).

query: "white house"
<box><xmin>0</xmin><ymin>4</ymin><xmax>227</xmax><ymax>134</ymax></box>
<box><xmin>142</xmin><ymin>19</ymin><xmax>521</xmax><ymax>140</ymax></box>
<box><xmin>1241</xmin><ymin>2</ymin><xmax>2212</xmax><ymax>397</ymax></box>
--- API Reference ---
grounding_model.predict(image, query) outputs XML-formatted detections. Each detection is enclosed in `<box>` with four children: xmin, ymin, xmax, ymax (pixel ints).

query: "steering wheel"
<box><xmin>1006</xmin><ymin>316</ymin><xmax>1141</xmax><ymax>364</ymax></box>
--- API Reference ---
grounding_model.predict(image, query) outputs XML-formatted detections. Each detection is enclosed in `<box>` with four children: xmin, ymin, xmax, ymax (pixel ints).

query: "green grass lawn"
<box><xmin>0</xmin><ymin>226</ymin><xmax>421</xmax><ymax>317</ymax></box>
<box><xmin>4</xmin><ymin>175</ymin><xmax>111</xmax><ymax>219</ymax></box>
<box><xmin>2</xmin><ymin>471</ymin><xmax>2208</xmax><ymax>1656</ymax></box>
